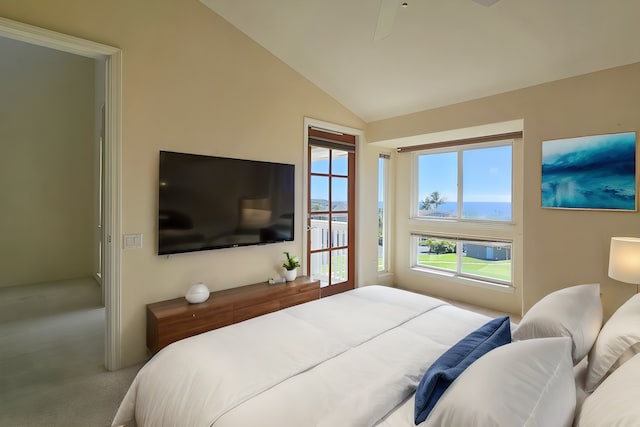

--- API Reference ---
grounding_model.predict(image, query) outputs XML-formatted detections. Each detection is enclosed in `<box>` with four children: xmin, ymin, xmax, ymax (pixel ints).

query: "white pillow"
<box><xmin>585</xmin><ymin>292</ymin><xmax>640</xmax><ymax>392</ymax></box>
<box><xmin>513</xmin><ymin>283</ymin><xmax>602</xmax><ymax>363</ymax></box>
<box><xmin>577</xmin><ymin>353</ymin><xmax>640</xmax><ymax>426</ymax></box>
<box><xmin>422</xmin><ymin>337</ymin><xmax>576</xmax><ymax>427</ymax></box>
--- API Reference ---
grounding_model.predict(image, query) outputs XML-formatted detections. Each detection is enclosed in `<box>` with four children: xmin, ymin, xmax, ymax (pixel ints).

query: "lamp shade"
<box><xmin>608</xmin><ymin>237</ymin><xmax>640</xmax><ymax>284</ymax></box>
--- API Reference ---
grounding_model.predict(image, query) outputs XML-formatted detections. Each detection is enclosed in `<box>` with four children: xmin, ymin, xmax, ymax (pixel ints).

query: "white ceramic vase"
<box><xmin>284</xmin><ymin>269</ymin><xmax>297</xmax><ymax>282</ymax></box>
<box><xmin>185</xmin><ymin>282</ymin><xmax>210</xmax><ymax>303</ymax></box>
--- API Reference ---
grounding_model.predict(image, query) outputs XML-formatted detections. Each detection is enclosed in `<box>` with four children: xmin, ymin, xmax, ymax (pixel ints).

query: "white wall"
<box><xmin>0</xmin><ymin>37</ymin><xmax>95</xmax><ymax>287</ymax></box>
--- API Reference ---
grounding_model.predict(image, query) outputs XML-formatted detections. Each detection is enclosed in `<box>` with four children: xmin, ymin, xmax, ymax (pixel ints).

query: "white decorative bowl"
<box><xmin>185</xmin><ymin>283</ymin><xmax>210</xmax><ymax>304</ymax></box>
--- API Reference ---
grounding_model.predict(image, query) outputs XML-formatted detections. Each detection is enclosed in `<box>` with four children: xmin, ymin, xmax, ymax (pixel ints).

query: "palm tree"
<box><xmin>420</xmin><ymin>196</ymin><xmax>433</xmax><ymax>211</ymax></box>
<box><xmin>429</xmin><ymin>191</ymin><xmax>446</xmax><ymax>210</ymax></box>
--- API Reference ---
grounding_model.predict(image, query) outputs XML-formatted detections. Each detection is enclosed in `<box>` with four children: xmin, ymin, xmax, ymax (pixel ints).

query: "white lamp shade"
<box><xmin>609</xmin><ymin>237</ymin><xmax>640</xmax><ymax>284</ymax></box>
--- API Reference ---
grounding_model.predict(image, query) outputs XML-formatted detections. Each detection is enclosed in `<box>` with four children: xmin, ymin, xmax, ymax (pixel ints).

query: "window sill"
<box><xmin>409</xmin><ymin>216</ymin><xmax>515</xmax><ymax>230</ymax></box>
<box><xmin>408</xmin><ymin>219</ymin><xmax>515</xmax><ymax>242</ymax></box>
<box><xmin>410</xmin><ymin>266</ymin><xmax>515</xmax><ymax>293</ymax></box>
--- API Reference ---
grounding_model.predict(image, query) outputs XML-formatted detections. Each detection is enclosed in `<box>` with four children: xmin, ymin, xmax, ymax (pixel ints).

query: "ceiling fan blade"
<box><xmin>472</xmin><ymin>0</ymin><xmax>500</xmax><ymax>6</ymax></box>
<box><xmin>374</xmin><ymin>0</ymin><xmax>401</xmax><ymax>41</ymax></box>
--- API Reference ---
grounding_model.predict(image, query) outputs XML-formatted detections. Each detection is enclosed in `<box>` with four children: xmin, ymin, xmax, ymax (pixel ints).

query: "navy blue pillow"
<box><xmin>414</xmin><ymin>316</ymin><xmax>511</xmax><ymax>424</ymax></box>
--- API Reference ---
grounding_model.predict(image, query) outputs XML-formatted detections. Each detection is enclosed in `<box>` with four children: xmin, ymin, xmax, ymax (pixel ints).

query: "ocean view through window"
<box><xmin>419</xmin><ymin>201</ymin><xmax>511</xmax><ymax>221</ymax></box>
<box><xmin>411</xmin><ymin>139</ymin><xmax>515</xmax><ymax>287</ymax></box>
<box><xmin>417</xmin><ymin>144</ymin><xmax>512</xmax><ymax>221</ymax></box>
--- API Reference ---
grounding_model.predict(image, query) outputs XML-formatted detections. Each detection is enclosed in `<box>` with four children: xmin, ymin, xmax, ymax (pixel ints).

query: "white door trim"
<box><xmin>0</xmin><ymin>17</ymin><xmax>123</xmax><ymax>370</ymax></box>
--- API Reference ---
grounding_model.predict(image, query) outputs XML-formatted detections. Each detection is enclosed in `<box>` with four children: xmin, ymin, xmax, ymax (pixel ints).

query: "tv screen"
<box><xmin>158</xmin><ymin>151</ymin><xmax>295</xmax><ymax>255</ymax></box>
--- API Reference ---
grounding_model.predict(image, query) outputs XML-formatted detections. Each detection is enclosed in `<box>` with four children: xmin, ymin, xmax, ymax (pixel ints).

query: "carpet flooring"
<box><xmin>0</xmin><ymin>278</ymin><xmax>141</xmax><ymax>427</ymax></box>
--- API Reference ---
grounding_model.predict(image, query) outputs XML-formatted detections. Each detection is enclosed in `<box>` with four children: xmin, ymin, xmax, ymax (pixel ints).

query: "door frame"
<box><xmin>302</xmin><ymin>118</ymin><xmax>363</xmax><ymax>290</ymax></box>
<box><xmin>0</xmin><ymin>17</ymin><xmax>123</xmax><ymax>371</ymax></box>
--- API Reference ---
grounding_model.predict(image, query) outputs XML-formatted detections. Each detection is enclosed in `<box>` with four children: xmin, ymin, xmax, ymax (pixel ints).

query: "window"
<box><xmin>413</xmin><ymin>235</ymin><xmax>512</xmax><ymax>285</ymax></box>
<box><xmin>412</xmin><ymin>140</ymin><xmax>515</xmax><ymax>287</ymax></box>
<box><xmin>378</xmin><ymin>154</ymin><xmax>390</xmax><ymax>272</ymax></box>
<box><xmin>417</xmin><ymin>143</ymin><xmax>512</xmax><ymax>221</ymax></box>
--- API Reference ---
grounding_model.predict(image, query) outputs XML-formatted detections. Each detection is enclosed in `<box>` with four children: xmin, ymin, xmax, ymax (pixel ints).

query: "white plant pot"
<box><xmin>185</xmin><ymin>282</ymin><xmax>210</xmax><ymax>304</ymax></box>
<box><xmin>284</xmin><ymin>269</ymin><xmax>297</xmax><ymax>282</ymax></box>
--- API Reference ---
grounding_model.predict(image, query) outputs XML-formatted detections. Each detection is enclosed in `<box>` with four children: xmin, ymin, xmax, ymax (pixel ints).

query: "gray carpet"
<box><xmin>0</xmin><ymin>278</ymin><xmax>141</xmax><ymax>427</ymax></box>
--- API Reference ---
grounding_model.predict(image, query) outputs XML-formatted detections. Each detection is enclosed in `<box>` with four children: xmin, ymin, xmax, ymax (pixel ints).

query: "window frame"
<box><xmin>413</xmin><ymin>139</ymin><xmax>513</xmax><ymax>223</ymax></box>
<box><xmin>378</xmin><ymin>153</ymin><xmax>390</xmax><ymax>273</ymax></box>
<box><xmin>410</xmin><ymin>139</ymin><xmax>516</xmax><ymax>289</ymax></box>
<box><xmin>411</xmin><ymin>234</ymin><xmax>513</xmax><ymax>287</ymax></box>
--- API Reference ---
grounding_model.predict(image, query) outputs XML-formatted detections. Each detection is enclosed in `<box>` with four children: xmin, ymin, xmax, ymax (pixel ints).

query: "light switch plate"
<box><xmin>124</xmin><ymin>233</ymin><xmax>143</xmax><ymax>249</ymax></box>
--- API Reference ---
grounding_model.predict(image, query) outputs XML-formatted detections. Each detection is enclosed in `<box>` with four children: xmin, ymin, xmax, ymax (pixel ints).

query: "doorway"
<box><xmin>0</xmin><ymin>17</ymin><xmax>122</xmax><ymax>370</ymax></box>
<box><xmin>306</xmin><ymin>125</ymin><xmax>356</xmax><ymax>297</ymax></box>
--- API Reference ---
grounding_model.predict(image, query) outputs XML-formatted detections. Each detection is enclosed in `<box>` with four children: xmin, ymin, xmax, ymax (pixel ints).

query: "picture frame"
<box><xmin>541</xmin><ymin>131</ymin><xmax>637</xmax><ymax>211</ymax></box>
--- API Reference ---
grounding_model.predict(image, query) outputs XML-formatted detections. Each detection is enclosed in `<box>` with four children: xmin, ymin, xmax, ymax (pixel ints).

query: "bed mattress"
<box><xmin>113</xmin><ymin>285</ymin><xmax>492</xmax><ymax>427</ymax></box>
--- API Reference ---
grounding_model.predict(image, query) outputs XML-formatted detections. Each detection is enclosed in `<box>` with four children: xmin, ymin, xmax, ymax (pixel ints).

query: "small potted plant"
<box><xmin>282</xmin><ymin>251</ymin><xmax>300</xmax><ymax>282</ymax></box>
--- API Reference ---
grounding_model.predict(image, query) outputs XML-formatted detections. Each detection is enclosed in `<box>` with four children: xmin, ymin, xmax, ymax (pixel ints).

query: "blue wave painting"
<box><xmin>542</xmin><ymin>132</ymin><xmax>637</xmax><ymax>210</ymax></box>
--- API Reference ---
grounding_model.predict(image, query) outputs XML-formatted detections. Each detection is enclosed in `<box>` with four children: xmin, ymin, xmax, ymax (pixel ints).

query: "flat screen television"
<box><xmin>158</xmin><ymin>151</ymin><xmax>295</xmax><ymax>255</ymax></box>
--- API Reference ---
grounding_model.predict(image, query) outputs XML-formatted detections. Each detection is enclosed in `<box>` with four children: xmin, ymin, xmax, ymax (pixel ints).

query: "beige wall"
<box><xmin>0</xmin><ymin>37</ymin><xmax>95</xmax><ymax>287</ymax></box>
<box><xmin>368</xmin><ymin>62</ymin><xmax>640</xmax><ymax>319</ymax></box>
<box><xmin>0</xmin><ymin>1</ymin><xmax>365</xmax><ymax>366</ymax></box>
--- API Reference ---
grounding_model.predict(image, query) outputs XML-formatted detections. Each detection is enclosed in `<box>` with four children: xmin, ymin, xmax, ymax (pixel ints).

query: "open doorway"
<box><xmin>0</xmin><ymin>17</ymin><xmax>122</xmax><ymax>371</ymax></box>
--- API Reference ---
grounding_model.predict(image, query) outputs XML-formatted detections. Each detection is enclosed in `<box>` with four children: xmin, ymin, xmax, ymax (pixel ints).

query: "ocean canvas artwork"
<box><xmin>542</xmin><ymin>132</ymin><xmax>637</xmax><ymax>210</ymax></box>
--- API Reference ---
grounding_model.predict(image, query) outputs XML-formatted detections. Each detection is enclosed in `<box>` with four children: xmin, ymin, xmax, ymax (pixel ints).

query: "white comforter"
<box><xmin>113</xmin><ymin>285</ymin><xmax>491</xmax><ymax>427</ymax></box>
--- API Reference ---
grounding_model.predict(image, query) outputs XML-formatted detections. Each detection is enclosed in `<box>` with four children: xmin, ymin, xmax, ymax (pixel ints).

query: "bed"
<box><xmin>112</xmin><ymin>284</ymin><xmax>640</xmax><ymax>427</ymax></box>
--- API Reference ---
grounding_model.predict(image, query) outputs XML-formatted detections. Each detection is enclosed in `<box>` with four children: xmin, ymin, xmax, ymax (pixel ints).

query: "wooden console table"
<box><xmin>146</xmin><ymin>276</ymin><xmax>320</xmax><ymax>354</ymax></box>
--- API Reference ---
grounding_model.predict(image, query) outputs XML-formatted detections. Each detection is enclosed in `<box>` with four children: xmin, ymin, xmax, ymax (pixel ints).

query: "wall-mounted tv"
<box><xmin>158</xmin><ymin>151</ymin><xmax>294</xmax><ymax>255</ymax></box>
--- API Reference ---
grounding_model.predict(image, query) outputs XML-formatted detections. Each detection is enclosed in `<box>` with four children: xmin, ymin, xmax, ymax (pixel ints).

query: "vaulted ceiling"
<box><xmin>200</xmin><ymin>0</ymin><xmax>640</xmax><ymax>122</ymax></box>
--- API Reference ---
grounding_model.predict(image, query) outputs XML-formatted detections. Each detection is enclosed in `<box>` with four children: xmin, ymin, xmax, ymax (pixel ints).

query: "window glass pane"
<box><xmin>331</xmin><ymin>177</ymin><xmax>348</xmax><ymax>211</ymax></box>
<box><xmin>415</xmin><ymin>236</ymin><xmax>457</xmax><ymax>273</ymax></box>
<box><xmin>378</xmin><ymin>156</ymin><xmax>386</xmax><ymax>272</ymax></box>
<box><xmin>310</xmin><ymin>251</ymin><xmax>329</xmax><ymax>286</ymax></box>
<box><xmin>462</xmin><ymin>145</ymin><xmax>512</xmax><ymax>221</ymax></box>
<box><xmin>331</xmin><ymin>214</ymin><xmax>348</xmax><ymax>247</ymax></box>
<box><xmin>417</xmin><ymin>152</ymin><xmax>458</xmax><ymax>218</ymax></box>
<box><xmin>310</xmin><ymin>146</ymin><xmax>329</xmax><ymax>174</ymax></box>
<box><xmin>331</xmin><ymin>249</ymin><xmax>348</xmax><ymax>285</ymax></box>
<box><xmin>461</xmin><ymin>240</ymin><xmax>512</xmax><ymax>283</ymax></box>
<box><xmin>310</xmin><ymin>176</ymin><xmax>329</xmax><ymax>212</ymax></box>
<box><xmin>332</xmin><ymin>150</ymin><xmax>349</xmax><ymax>176</ymax></box>
<box><xmin>310</xmin><ymin>214</ymin><xmax>329</xmax><ymax>250</ymax></box>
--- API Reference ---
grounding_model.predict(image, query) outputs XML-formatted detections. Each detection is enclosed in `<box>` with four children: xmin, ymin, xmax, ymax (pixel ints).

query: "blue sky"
<box><xmin>310</xmin><ymin>156</ymin><xmax>348</xmax><ymax>200</ymax></box>
<box><xmin>311</xmin><ymin>145</ymin><xmax>512</xmax><ymax>204</ymax></box>
<box><xmin>418</xmin><ymin>145</ymin><xmax>512</xmax><ymax>203</ymax></box>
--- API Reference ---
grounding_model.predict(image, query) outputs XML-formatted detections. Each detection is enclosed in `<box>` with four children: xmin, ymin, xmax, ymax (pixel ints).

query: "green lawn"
<box><xmin>417</xmin><ymin>253</ymin><xmax>511</xmax><ymax>282</ymax></box>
